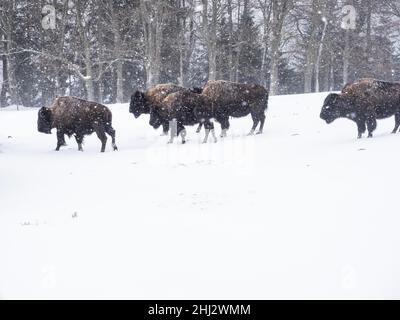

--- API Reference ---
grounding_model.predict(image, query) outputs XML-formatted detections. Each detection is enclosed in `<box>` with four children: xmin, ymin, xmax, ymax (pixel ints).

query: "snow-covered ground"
<box><xmin>1</xmin><ymin>92</ymin><xmax>400</xmax><ymax>300</ymax></box>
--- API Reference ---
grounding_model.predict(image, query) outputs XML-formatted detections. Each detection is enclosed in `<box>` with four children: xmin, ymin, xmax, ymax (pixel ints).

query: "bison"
<box><xmin>130</xmin><ymin>83</ymin><xmax>190</xmax><ymax>135</ymax></box>
<box><xmin>196</xmin><ymin>80</ymin><xmax>269</xmax><ymax>137</ymax></box>
<box><xmin>38</xmin><ymin>96</ymin><xmax>118</xmax><ymax>152</ymax></box>
<box><xmin>320</xmin><ymin>79</ymin><xmax>400</xmax><ymax>139</ymax></box>
<box><xmin>149</xmin><ymin>90</ymin><xmax>217</xmax><ymax>144</ymax></box>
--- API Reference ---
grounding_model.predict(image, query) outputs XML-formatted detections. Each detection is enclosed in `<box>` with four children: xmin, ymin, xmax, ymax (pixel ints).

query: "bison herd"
<box><xmin>37</xmin><ymin>78</ymin><xmax>400</xmax><ymax>152</ymax></box>
<box><xmin>130</xmin><ymin>80</ymin><xmax>269</xmax><ymax>145</ymax></box>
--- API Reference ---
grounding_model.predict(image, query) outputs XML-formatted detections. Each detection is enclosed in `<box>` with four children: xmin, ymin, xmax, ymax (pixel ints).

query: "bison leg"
<box><xmin>177</xmin><ymin>123</ymin><xmax>187</xmax><ymax>144</ymax></box>
<box><xmin>203</xmin><ymin>121</ymin><xmax>217</xmax><ymax>144</ymax></box>
<box><xmin>75</xmin><ymin>134</ymin><xmax>84</xmax><ymax>152</ymax></box>
<box><xmin>60</xmin><ymin>135</ymin><xmax>67</xmax><ymax>147</ymax></box>
<box><xmin>95</xmin><ymin>128</ymin><xmax>108</xmax><ymax>152</ymax></box>
<box><xmin>257</xmin><ymin>113</ymin><xmax>266</xmax><ymax>135</ymax></box>
<box><xmin>215</xmin><ymin>111</ymin><xmax>230</xmax><ymax>138</ymax></box>
<box><xmin>218</xmin><ymin>118</ymin><xmax>230</xmax><ymax>138</ymax></box>
<box><xmin>56</xmin><ymin>130</ymin><xmax>66</xmax><ymax>151</ymax></box>
<box><xmin>168</xmin><ymin>120</ymin><xmax>178</xmax><ymax>144</ymax></box>
<box><xmin>366</xmin><ymin>117</ymin><xmax>377</xmax><ymax>138</ymax></box>
<box><xmin>105</xmin><ymin>126</ymin><xmax>118</xmax><ymax>151</ymax></box>
<box><xmin>392</xmin><ymin>113</ymin><xmax>400</xmax><ymax>134</ymax></box>
<box><xmin>356</xmin><ymin>120</ymin><xmax>367</xmax><ymax>139</ymax></box>
<box><xmin>249</xmin><ymin>113</ymin><xmax>260</xmax><ymax>135</ymax></box>
<box><xmin>162</xmin><ymin>122</ymin><xmax>169</xmax><ymax>136</ymax></box>
<box><xmin>196</xmin><ymin>123</ymin><xmax>203</xmax><ymax>133</ymax></box>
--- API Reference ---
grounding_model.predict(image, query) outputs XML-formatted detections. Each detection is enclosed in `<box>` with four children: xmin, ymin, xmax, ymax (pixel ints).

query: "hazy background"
<box><xmin>1</xmin><ymin>0</ymin><xmax>400</xmax><ymax>108</ymax></box>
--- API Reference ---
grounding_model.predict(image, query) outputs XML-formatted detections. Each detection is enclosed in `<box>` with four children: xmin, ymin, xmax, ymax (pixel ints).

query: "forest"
<box><xmin>1</xmin><ymin>0</ymin><xmax>400</xmax><ymax>108</ymax></box>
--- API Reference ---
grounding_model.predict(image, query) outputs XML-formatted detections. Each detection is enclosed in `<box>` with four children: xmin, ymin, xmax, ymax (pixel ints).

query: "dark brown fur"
<box><xmin>130</xmin><ymin>84</ymin><xmax>188</xmax><ymax>134</ymax></box>
<box><xmin>38</xmin><ymin>96</ymin><xmax>118</xmax><ymax>152</ymax></box>
<box><xmin>146</xmin><ymin>84</ymin><xmax>185</xmax><ymax>106</ymax></box>
<box><xmin>150</xmin><ymin>90</ymin><xmax>216</xmax><ymax>144</ymax></box>
<box><xmin>320</xmin><ymin>79</ymin><xmax>400</xmax><ymax>138</ymax></box>
<box><xmin>200</xmin><ymin>80</ymin><xmax>269</xmax><ymax>136</ymax></box>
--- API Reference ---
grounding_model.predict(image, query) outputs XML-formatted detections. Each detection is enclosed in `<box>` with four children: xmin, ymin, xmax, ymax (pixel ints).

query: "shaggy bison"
<box><xmin>130</xmin><ymin>83</ymin><xmax>188</xmax><ymax>135</ymax></box>
<box><xmin>197</xmin><ymin>80</ymin><xmax>269</xmax><ymax>137</ymax></box>
<box><xmin>149</xmin><ymin>90</ymin><xmax>217</xmax><ymax>144</ymax></box>
<box><xmin>38</xmin><ymin>96</ymin><xmax>118</xmax><ymax>152</ymax></box>
<box><xmin>320</xmin><ymin>79</ymin><xmax>400</xmax><ymax>138</ymax></box>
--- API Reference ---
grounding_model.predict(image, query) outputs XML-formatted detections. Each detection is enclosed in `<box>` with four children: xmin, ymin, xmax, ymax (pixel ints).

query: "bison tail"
<box><xmin>263</xmin><ymin>92</ymin><xmax>269</xmax><ymax>111</ymax></box>
<box><xmin>105</xmin><ymin>110</ymin><xmax>113</xmax><ymax>127</ymax></box>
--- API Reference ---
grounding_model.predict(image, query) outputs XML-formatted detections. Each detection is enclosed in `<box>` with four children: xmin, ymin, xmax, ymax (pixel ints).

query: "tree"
<box><xmin>202</xmin><ymin>0</ymin><xmax>220</xmax><ymax>81</ymax></box>
<box><xmin>140</xmin><ymin>0</ymin><xmax>167</xmax><ymax>87</ymax></box>
<box><xmin>0</xmin><ymin>0</ymin><xmax>18</xmax><ymax>106</ymax></box>
<box><xmin>269</xmin><ymin>0</ymin><xmax>293</xmax><ymax>95</ymax></box>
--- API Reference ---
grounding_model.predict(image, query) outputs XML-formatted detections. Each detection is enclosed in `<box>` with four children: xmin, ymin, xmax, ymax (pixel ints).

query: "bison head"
<box><xmin>130</xmin><ymin>91</ymin><xmax>149</xmax><ymax>118</ymax></box>
<box><xmin>37</xmin><ymin>107</ymin><xmax>53</xmax><ymax>134</ymax></box>
<box><xmin>320</xmin><ymin>93</ymin><xmax>348</xmax><ymax>124</ymax></box>
<box><xmin>149</xmin><ymin>108</ymin><xmax>163</xmax><ymax>130</ymax></box>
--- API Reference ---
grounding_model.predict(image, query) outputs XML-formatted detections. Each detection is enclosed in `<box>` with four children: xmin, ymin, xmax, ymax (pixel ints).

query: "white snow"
<box><xmin>1</xmin><ymin>92</ymin><xmax>400</xmax><ymax>299</ymax></box>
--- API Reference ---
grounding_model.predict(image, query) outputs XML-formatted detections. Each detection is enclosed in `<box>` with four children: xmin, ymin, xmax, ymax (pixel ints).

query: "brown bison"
<box><xmin>130</xmin><ymin>83</ymin><xmax>189</xmax><ymax>135</ymax></box>
<box><xmin>38</xmin><ymin>96</ymin><xmax>118</xmax><ymax>152</ymax></box>
<box><xmin>149</xmin><ymin>90</ymin><xmax>217</xmax><ymax>144</ymax></box>
<box><xmin>196</xmin><ymin>80</ymin><xmax>269</xmax><ymax>137</ymax></box>
<box><xmin>320</xmin><ymin>79</ymin><xmax>400</xmax><ymax>138</ymax></box>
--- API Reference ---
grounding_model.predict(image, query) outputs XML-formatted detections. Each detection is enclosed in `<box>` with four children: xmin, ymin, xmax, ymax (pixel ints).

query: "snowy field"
<box><xmin>1</xmin><ymin>92</ymin><xmax>400</xmax><ymax>300</ymax></box>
